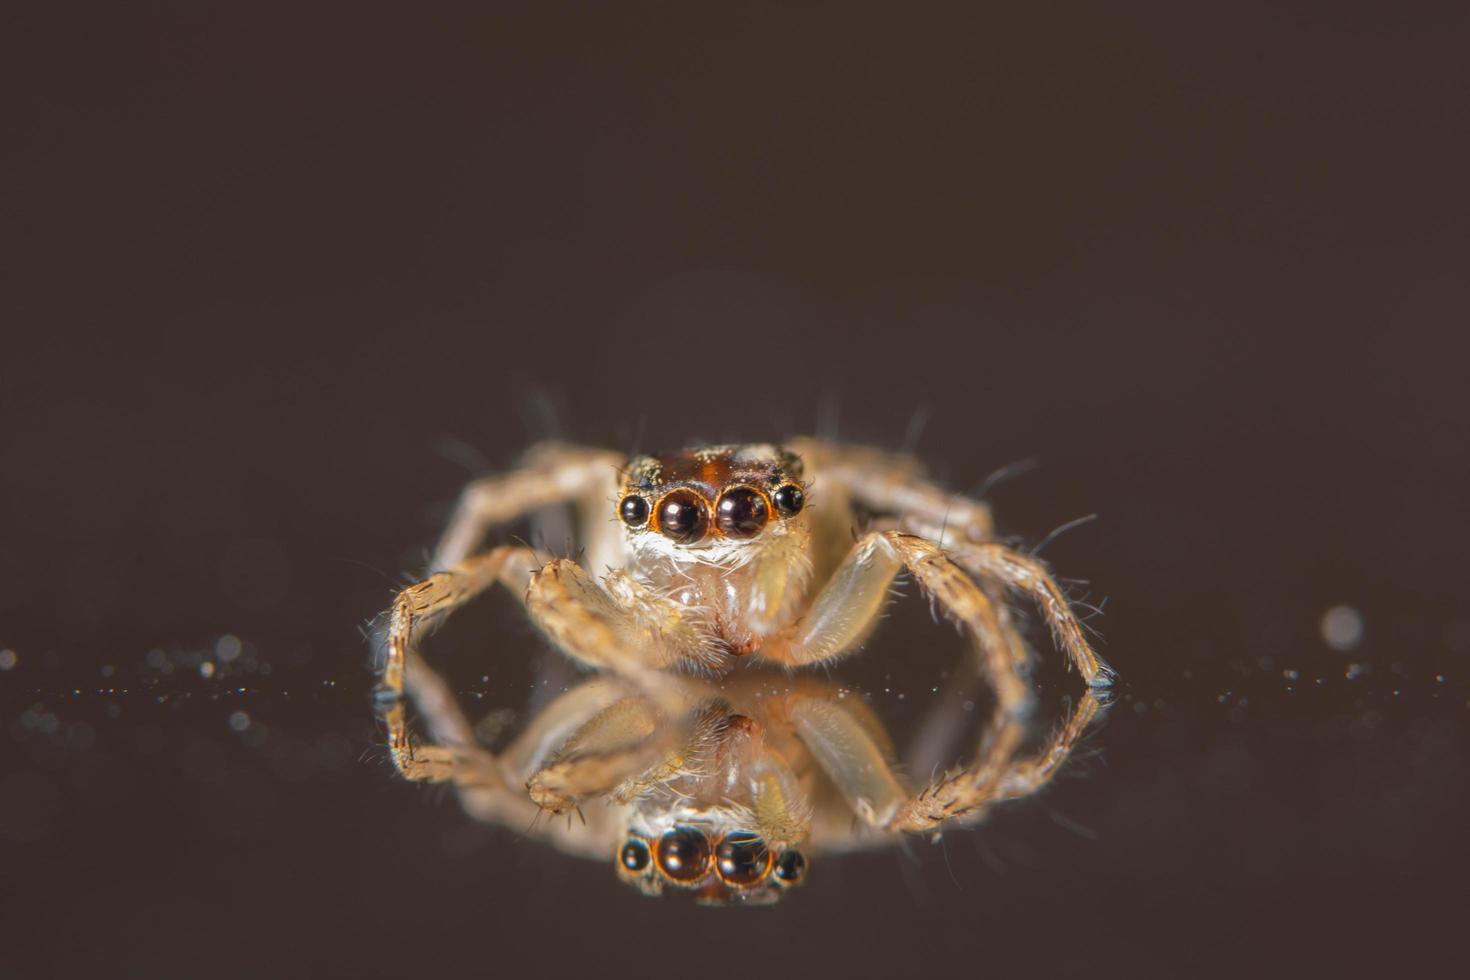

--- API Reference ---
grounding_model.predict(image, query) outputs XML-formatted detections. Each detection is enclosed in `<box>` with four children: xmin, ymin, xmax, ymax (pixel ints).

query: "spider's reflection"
<box><xmin>386</xmin><ymin>656</ymin><xmax>1107</xmax><ymax>906</ymax></box>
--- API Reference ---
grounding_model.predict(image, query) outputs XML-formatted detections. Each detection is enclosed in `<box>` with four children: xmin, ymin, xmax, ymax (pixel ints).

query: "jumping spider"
<box><xmin>376</xmin><ymin>440</ymin><xmax>1113</xmax><ymax>905</ymax></box>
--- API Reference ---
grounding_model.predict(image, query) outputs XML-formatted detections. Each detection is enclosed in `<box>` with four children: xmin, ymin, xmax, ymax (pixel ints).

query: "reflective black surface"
<box><xmin>3</xmin><ymin>4</ymin><xmax>1467</xmax><ymax>978</ymax></box>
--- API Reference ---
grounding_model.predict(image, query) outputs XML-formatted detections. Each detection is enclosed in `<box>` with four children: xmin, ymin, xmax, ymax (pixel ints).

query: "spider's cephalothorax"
<box><xmin>376</xmin><ymin>438</ymin><xmax>1115</xmax><ymax>905</ymax></box>
<box><xmin>614</xmin><ymin>445</ymin><xmax>815</xmax><ymax>655</ymax></box>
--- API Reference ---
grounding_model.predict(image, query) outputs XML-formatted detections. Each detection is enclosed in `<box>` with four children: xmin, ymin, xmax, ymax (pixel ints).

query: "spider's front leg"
<box><xmin>378</xmin><ymin>545</ymin><xmax>541</xmax><ymax>782</ymax></box>
<box><xmin>760</xmin><ymin>529</ymin><xmax>1031</xmax><ymax>715</ymax></box>
<box><xmin>524</xmin><ymin>560</ymin><xmax>727</xmax><ymax>679</ymax></box>
<box><xmin>795</xmin><ymin>440</ymin><xmax>1059</xmax><ymax>677</ymax></box>
<box><xmin>379</xmin><ymin>549</ymin><xmax>718</xmax><ymax>781</ymax></box>
<box><xmin>377</xmin><ymin>442</ymin><xmax>625</xmax><ymax>773</ymax></box>
<box><xmin>801</xmin><ymin>440</ymin><xmax>1113</xmax><ymax>687</ymax></box>
<box><xmin>946</xmin><ymin>541</ymin><xmax>1115</xmax><ymax>687</ymax></box>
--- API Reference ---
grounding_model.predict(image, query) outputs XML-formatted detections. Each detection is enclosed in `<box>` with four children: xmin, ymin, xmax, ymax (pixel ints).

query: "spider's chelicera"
<box><xmin>375</xmin><ymin>440</ymin><xmax>1114</xmax><ymax>906</ymax></box>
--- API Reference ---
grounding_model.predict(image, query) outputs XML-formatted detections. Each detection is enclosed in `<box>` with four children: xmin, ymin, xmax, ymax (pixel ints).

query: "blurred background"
<box><xmin>2</xmin><ymin>3</ymin><xmax>1467</xmax><ymax>977</ymax></box>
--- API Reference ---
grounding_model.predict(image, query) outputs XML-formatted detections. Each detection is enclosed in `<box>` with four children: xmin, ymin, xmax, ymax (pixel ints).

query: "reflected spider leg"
<box><xmin>525</xmin><ymin>696</ymin><xmax>669</xmax><ymax>815</ymax></box>
<box><xmin>788</xmin><ymin>695</ymin><xmax>910</xmax><ymax>828</ymax></box>
<box><xmin>989</xmin><ymin>691</ymin><xmax>1105</xmax><ymax>805</ymax></box>
<box><xmin>496</xmin><ymin>678</ymin><xmax>633</xmax><ymax>781</ymax></box>
<box><xmin>761</xmin><ymin>530</ymin><xmax>1031</xmax><ymax>714</ymax></box>
<box><xmin>890</xmin><ymin>690</ymin><xmax>1105</xmax><ymax>832</ymax></box>
<box><xmin>792</xmin><ymin>687</ymin><xmax>1103</xmax><ymax>834</ymax></box>
<box><xmin>525</xmin><ymin>697</ymin><xmax>727</xmax><ymax>815</ymax></box>
<box><xmin>386</xmin><ymin>647</ymin><xmax>632</xmax><ymax>859</ymax></box>
<box><xmin>378</xmin><ymin>646</ymin><xmax>508</xmax><ymax>789</ymax></box>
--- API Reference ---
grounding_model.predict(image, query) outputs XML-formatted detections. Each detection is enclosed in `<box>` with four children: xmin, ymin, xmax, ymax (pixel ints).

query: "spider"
<box><xmin>375</xmin><ymin>439</ymin><xmax>1114</xmax><ymax>905</ymax></box>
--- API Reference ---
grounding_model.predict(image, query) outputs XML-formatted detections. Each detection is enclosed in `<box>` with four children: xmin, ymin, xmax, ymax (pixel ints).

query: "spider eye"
<box><xmin>656</xmin><ymin>827</ymin><xmax>711</xmax><ymax>881</ymax></box>
<box><xmin>619</xmin><ymin>839</ymin><xmax>651</xmax><ymax>872</ymax></box>
<box><xmin>657</xmin><ymin>489</ymin><xmax>709</xmax><ymax>544</ymax></box>
<box><xmin>716</xmin><ymin>487</ymin><xmax>769</xmax><ymax>539</ymax></box>
<box><xmin>773</xmin><ymin>849</ymin><xmax>807</xmax><ymax>884</ymax></box>
<box><xmin>714</xmin><ymin>833</ymin><xmax>770</xmax><ymax>886</ymax></box>
<box><xmin>619</xmin><ymin>495</ymin><xmax>650</xmax><ymax>528</ymax></box>
<box><xmin>772</xmin><ymin>484</ymin><xmax>805</xmax><ymax>517</ymax></box>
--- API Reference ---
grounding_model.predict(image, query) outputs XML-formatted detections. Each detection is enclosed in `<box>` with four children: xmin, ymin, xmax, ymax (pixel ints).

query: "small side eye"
<box><xmin>619</xmin><ymin>839</ymin><xmax>651</xmax><ymax>872</ymax></box>
<box><xmin>772</xmin><ymin>484</ymin><xmax>805</xmax><ymax>516</ymax></box>
<box><xmin>656</xmin><ymin>827</ymin><xmax>711</xmax><ymax>881</ymax></box>
<box><xmin>715</xmin><ymin>833</ymin><xmax>770</xmax><ymax>886</ymax></box>
<box><xmin>716</xmin><ymin>487</ymin><xmax>769</xmax><ymax>539</ymax></box>
<box><xmin>619</xmin><ymin>495</ymin><xmax>650</xmax><ymax>527</ymax></box>
<box><xmin>657</xmin><ymin>489</ymin><xmax>710</xmax><ymax>544</ymax></box>
<box><xmin>773</xmin><ymin>849</ymin><xmax>807</xmax><ymax>884</ymax></box>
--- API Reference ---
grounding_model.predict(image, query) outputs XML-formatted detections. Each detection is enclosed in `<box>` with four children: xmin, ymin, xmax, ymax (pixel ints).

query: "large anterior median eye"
<box><xmin>657</xmin><ymin>489</ymin><xmax>709</xmax><ymax>543</ymax></box>
<box><xmin>715</xmin><ymin>486</ymin><xmax>769</xmax><ymax>539</ymax></box>
<box><xmin>656</xmin><ymin>828</ymin><xmax>711</xmax><ymax>881</ymax></box>
<box><xmin>714</xmin><ymin>833</ymin><xmax>770</xmax><ymax>886</ymax></box>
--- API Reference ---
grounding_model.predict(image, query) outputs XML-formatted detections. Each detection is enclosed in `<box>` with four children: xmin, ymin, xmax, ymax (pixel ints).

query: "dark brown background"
<box><xmin>2</xmin><ymin>4</ymin><xmax>1468</xmax><ymax>978</ymax></box>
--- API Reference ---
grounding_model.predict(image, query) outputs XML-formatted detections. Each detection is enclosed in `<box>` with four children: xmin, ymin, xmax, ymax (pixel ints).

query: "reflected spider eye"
<box><xmin>715</xmin><ymin>833</ymin><xmax>770</xmax><ymax>886</ymax></box>
<box><xmin>619</xmin><ymin>839</ymin><xmax>651</xmax><ymax>872</ymax></box>
<box><xmin>657</xmin><ymin>489</ymin><xmax>709</xmax><ymax>543</ymax></box>
<box><xmin>772</xmin><ymin>484</ymin><xmax>805</xmax><ymax>517</ymax></box>
<box><xmin>656</xmin><ymin>827</ymin><xmax>711</xmax><ymax>881</ymax></box>
<box><xmin>619</xmin><ymin>495</ymin><xmax>650</xmax><ymax>528</ymax></box>
<box><xmin>773</xmin><ymin>849</ymin><xmax>807</xmax><ymax>884</ymax></box>
<box><xmin>716</xmin><ymin>487</ymin><xmax>769</xmax><ymax>539</ymax></box>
